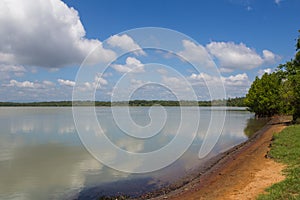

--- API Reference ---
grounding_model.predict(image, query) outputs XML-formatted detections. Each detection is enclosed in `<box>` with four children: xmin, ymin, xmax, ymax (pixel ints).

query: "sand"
<box><xmin>151</xmin><ymin>118</ymin><xmax>288</xmax><ymax>200</ymax></box>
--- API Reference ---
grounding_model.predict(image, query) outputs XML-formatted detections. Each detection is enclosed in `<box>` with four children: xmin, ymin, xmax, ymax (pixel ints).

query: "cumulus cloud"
<box><xmin>189</xmin><ymin>72</ymin><xmax>250</xmax><ymax>97</ymax></box>
<box><xmin>112</xmin><ymin>57</ymin><xmax>145</xmax><ymax>73</ymax></box>
<box><xmin>219</xmin><ymin>67</ymin><xmax>234</xmax><ymax>73</ymax></box>
<box><xmin>206</xmin><ymin>42</ymin><xmax>279</xmax><ymax>72</ymax></box>
<box><xmin>95</xmin><ymin>73</ymin><xmax>108</xmax><ymax>86</ymax></box>
<box><xmin>258</xmin><ymin>68</ymin><xmax>272</xmax><ymax>78</ymax></box>
<box><xmin>222</xmin><ymin>73</ymin><xmax>250</xmax><ymax>86</ymax></box>
<box><xmin>0</xmin><ymin>65</ymin><xmax>26</xmax><ymax>80</ymax></box>
<box><xmin>58</xmin><ymin>79</ymin><xmax>75</xmax><ymax>87</ymax></box>
<box><xmin>161</xmin><ymin>76</ymin><xmax>194</xmax><ymax>100</ymax></box>
<box><xmin>5</xmin><ymin>80</ymin><xmax>38</xmax><ymax>88</ymax></box>
<box><xmin>43</xmin><ymin>80</ymin><xmax>55</xmax><ymax>86</ymax></box>
<box><xmin>178</xmin><ymin>40</ymin><xmax>215</xmax><ymax>68</ymax></box>
<box><xmin>190</xmin><ymin>73</ymin><xmax>216</xmax><ymax>82</ymax></box>
<box><xmin>0</xmin><ymin>78</ymin><xmax>77</xmax><ymax>101</ymax></box>
<box><xmin>0</xmin><ymin>0</ymin><xmax>115</xmax><ymax>68</ymax></box>
<box><xmin>0</xmin><ymin>65</ymin><xmax>26</xmax><ymax>73</ymax></box>
<box><xmin>262</xmin><ymin>50</ymin><xmax>278</xmax><ymax>63</ymax></box>
<box><xmin>58</xmin><ymin>73</ymin><xmax>108</xmax><ymax>92</ymax></box>
<box><xmin>190</xmin><ymin>72</ymin><xmax>249</xmax><ymax>87</ymax></box>
<box><xmin>156</xmin><ymin>68</ymin><xmax>168</xmax><ymax>75</ymax></box>
<box><xmin>3</xmin><ymin>79</ymin><xmax>54</xmax><ymax>89</ymax></box>
<box><xmin>130</xmin><ymin>79</ymin><xmax>146</xmax><ymax>87</ymax></box>
<box><xmin>107</xmin><ymin>34</ymin><xmax>146</xmax><ymax>56</ymax></box>
<box><xmin>162</xmin><ymin>76</ymin><xmax>186</xmax><ymax>88</ymax></box>
<box><xmin>88</xmin><ymin>73</ymin><xmax>108</xmax><ymax>90</ymax></box>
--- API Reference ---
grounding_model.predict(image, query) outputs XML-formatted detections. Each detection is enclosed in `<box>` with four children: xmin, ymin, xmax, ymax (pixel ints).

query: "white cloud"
<box><xmin>1</xmin><ymin>79</ymin><xmax>70</xmax><ymax>101</ymax></box>
<box><xmin>162</xmin><ymin>76</ymin><xmax>184</xmax><ymax>86</ymax></box>
<box><xmin>130</xmin><ymin>79</ymin><xmax>145</xmax><ymax>87</ymax></box>
<box><xmin>222</xmin><ymin>73</ymin><xmax>250</xmax><ymax>86</ymax></box>
<box><xmin>161</xmin><ymin>76</ymin><xmax>193</xmax><ymax>99</ymax></box>
<box><xmin>262</xmin><ymin>50</ymin><xmax>278</xmax><ymax>63</ymax></box>
<box><xmin>0</xmin><ymin>65</ymin><xmax>26</xmax><ymax>73</ymax></box>
<box><xmin>107</xmin><ymin>34</ymin><xmax>146</xmax><ymax>56</ymax></box>
<box><xmin>178</xmin><ymin>40</ymin><xmax>215</xmax><ymax>68</ymax></box>
<box><xmin>2</xmin><ymin>79</ymin><xmax>53</xmax><ymax>89</ymax></box>
<box><xmin>60</xmin><ymin>74</ymin><xmax>108</xmax><ymax>92</ymax></box>
<box><xmin>178</xmin><ymin>40</ymin><xmax>279</xmax><ymax>73</ymax></box>
<box><xmin>156</xmin><ymin>68</ymin><xmax>168</xmax><ymax>75</ymax></box>
<box><xmin>219</xmin><ymin>67</ymin><xmax>234</xmax><ymax>73</ymax></box>
<box><xmin>82</xmin><ymin>82</ymin><xmax>94</xmax><ymax>90</ymax></box>
<box><xmin>206</xmin><ymin>41</ymin><xmax>279</xmax><ymax>71</ymax></box>
<box><xmin>0</xmin><ymin>65</ymin><xmax>26</xmax><ymax>80</ymax></box>
<box><xmin>112</xmin><ymin>57</ymin><xmax>145</xmax><ymax>73</ymax></box>
<box><xmin>275</xmin><ymin>0</ymin><xmax>282</xmax><ymax>5</ymax></box>
<box><xmin>95</xmin><ymin>73</ymin><xmax>108</xmax><ymax>86</ymax></box>
<box><xmin>58</xmin><ymin>79</ymin><xmax>75</xmax><ymax>87</ymax></box>
<box><xmin>258</xmin><ymin>68</ymin><xmax>272</xmax><ymax>78</ymax></box>
<box><xmin>0</xmin><ymin>0</ymin><xmax>115</xmax><ymax>68</ymax></box>
<box><xmin>190</xmin><ymin>73</ymin><xmax>216</xmax><ymax>83</ymax></box>
<box><xmin>90</xmin><ymin>73</ymin><xmax>108</xmax><ymax>90</ymax></box>
<box><xmin>43</xmin><ymin>80</ymin><xmax>55</xmax><ymax>86</ymax></box>
<box><xmin>5</xmin><ymin>80</ymin><xmax>37</xmax><ymax>88</ymax></box>
<box><xmin>189</xmin><ymin>72</ymin><xmax>250</xmax><ymax>97</ymax></box>
<box><xmin>189</xmin><ymin>72</ymin><xmax>249</xmax><ymax>87</ymax></box>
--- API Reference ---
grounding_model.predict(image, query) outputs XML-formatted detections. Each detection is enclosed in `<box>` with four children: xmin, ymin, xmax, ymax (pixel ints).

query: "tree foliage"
<box><xmin>245</xmin><ymin>30</ymin><xmax>300</xmax><ymax>121</ymax></box>
<box><xmin>245</xmin><ymin>73</ymin><xmax>282</xmax><ymax>117</ymax></box>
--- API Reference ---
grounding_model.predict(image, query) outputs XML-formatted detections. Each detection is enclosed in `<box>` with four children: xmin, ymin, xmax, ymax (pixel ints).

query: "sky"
<box><xmin>0</xmin><ymin>0</ymin><xmax>299</xmax><ymax>102</ymax></box>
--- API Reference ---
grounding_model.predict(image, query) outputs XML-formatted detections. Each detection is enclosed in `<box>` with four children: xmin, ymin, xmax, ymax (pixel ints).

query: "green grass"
<box><xmin>257</xmin><ymin>125</ymin><xmax>300</xmax><ymax>200</ymax></box>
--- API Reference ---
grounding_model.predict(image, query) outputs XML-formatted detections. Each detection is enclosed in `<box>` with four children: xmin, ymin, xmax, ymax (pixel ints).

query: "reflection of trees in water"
<box><xmin>244</xmin><ymin>118</ymin><xmax>269</xmax><ymax>137</ymax></box>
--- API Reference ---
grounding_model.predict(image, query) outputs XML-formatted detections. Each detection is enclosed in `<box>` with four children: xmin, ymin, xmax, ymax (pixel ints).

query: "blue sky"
<box><xmin>0</xmin><ymin>0</ymin><xmax>299</xmax><ymax>102</ymax></box>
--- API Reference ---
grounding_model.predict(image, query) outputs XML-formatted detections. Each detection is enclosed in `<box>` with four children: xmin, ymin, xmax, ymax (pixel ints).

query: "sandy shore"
<box><xmin>148</xmin><ymin>117</ymin><xmax>290</xmax><ymax>200</ymax></box>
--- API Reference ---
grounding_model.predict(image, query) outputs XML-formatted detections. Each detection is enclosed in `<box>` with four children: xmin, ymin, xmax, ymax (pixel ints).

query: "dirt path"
<box><xmin>154</xmin><ymin>122</ymin><xmax>287</xmax><ymax>200</ymax></box>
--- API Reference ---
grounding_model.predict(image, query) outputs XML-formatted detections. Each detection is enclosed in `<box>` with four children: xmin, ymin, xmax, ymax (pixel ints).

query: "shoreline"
<box><xmin>138</xmin><ymin>116</ymin><xmax>291</xmax><ymax>200</ymax></box>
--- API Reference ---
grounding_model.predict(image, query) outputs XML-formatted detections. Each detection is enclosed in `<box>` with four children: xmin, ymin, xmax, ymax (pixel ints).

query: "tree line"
<box><xmin>245</xmin><ymin>30</ymin><xmax>300</xmax><ymax>122</ymax></box>
<box><xmin>0</xmin><ymin>97</ymin><xmax>246</xmax><ymax>107</ymax></box>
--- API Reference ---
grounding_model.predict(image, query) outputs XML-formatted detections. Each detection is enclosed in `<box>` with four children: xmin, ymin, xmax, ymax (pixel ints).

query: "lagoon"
<box><xmin>0</xmin><ymin>107</ymin><xmax>267</xmax><ymax>199</ymax></box>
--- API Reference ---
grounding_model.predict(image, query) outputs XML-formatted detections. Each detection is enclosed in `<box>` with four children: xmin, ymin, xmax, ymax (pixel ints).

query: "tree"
<box><xmin>246</xmin><ymin>29</ymin><xmax>300</xmax><ymax>122</ymax></box>
<box><xmin>245</xmin><ymin>72</ymin><xmax>282</xmax><ymax>117</ymax></box>
<box><xmin>278</xmin><ymin>30</ymin><xmax>300</xmax><ymax>122</ymax></box>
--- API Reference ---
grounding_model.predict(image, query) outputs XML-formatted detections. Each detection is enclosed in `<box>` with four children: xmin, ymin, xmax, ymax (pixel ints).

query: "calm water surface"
<box><xmin>0</xmin><ymin>107</ymin><xmax>268</xmax><ymax>199</ymax></box>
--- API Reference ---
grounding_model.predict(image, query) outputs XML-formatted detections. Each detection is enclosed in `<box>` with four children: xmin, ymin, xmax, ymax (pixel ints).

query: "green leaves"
<box><xmin>245</xmin><ymin>29</ymin><xmax>300</xmax><ymax>121</ymax></box>
<box><xmin>245</xmin><ymin>72</ymin><xmax>282</xmax><ymax>117</ymax></box>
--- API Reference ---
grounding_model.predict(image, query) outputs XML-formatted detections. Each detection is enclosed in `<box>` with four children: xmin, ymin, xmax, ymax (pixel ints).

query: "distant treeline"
<box><xmin>0</xmin><ymin>97</ymin><xmax>245</xmax><ymax>107</ymax></box>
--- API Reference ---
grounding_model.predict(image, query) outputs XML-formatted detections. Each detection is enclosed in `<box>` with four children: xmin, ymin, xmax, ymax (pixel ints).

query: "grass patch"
<box><xmin>257</xmin><ymin>125</ymin><xmax>300</xmax><ymax>200</ymax></box>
